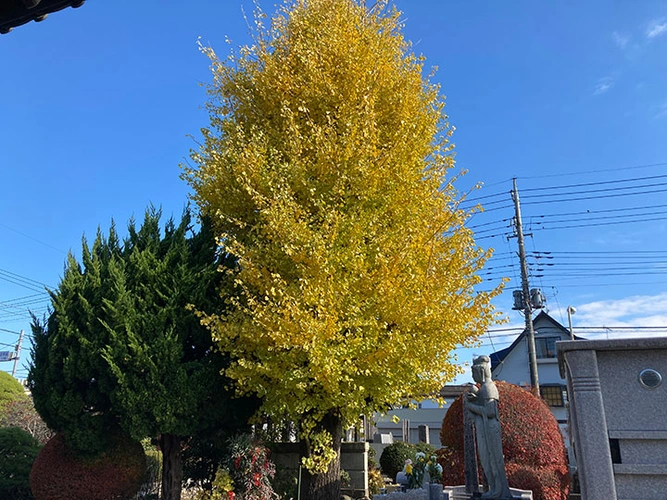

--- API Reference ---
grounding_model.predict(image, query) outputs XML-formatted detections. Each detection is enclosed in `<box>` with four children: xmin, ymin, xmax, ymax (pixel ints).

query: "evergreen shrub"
<box><xmin>379</xmin><ymin>441</ymin><xmax>435</xmax><ymax>481</ymax></box>
<box><xmin>30</xmin><ymin>432</ymin><xmax>146</xmax><ymax>500</ymax></box>
<box><xmin>438</xmin><ymin>382</ymin><xmax>569</xmax><ymax>500</ymax></box>
<box><xmin>0</xmin><ymin>427</ymin><xmax>41</xmax><ymax>500</ymax></box>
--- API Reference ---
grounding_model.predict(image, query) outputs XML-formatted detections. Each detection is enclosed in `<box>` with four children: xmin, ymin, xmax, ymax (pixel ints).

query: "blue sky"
<box><xmin>1</xmin><ymin>1</ymin><xmax>666</xmax><ymax>380</ymax></box>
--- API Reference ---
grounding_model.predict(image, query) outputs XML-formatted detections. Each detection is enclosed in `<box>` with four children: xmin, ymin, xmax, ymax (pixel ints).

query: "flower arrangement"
<box><xmin>406</xmin><ymin>453</ymin><xmax>443</xmax><ymax>489</ymax></box>
<box><xmin>200</xmin><ymin>434</ymin><xmax>277</xmax><ymax>500</ymax></box>
<box><xmin>427</xmin><ymin>456</ymin><xmax>443</xmax><ymax>484</ymax></box>
<box><xmin>226</xmin><ymin>434</ymin><xmax>276</xmax><ymax>500</ymax></box>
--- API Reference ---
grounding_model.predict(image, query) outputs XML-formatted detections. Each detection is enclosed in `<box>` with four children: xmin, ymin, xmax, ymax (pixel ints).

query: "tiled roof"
<box><xmin>1</xmin><ymin>0</ymin><xmax>85</xmax><ymax>35</ymax></box>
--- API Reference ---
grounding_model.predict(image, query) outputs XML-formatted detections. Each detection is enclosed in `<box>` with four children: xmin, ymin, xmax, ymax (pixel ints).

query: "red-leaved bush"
<box><xmin>438</xmin><ymin>382</ymin><xmax>569</xmax><ymax>500</ymax></box>
<box><xmin>30</xmin><ymin>432</ymin><xmax>146</xmax><ymax>500</ymax></box>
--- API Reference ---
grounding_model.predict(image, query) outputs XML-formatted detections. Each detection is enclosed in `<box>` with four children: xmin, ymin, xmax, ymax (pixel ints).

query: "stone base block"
<box><xmin>443</xmin><ymin>485</ymin><xmax>533</xmax><ymax>500</ymax></box>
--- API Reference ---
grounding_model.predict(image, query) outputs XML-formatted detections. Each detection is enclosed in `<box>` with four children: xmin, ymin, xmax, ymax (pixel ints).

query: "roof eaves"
<box><xmin>1</xmin><ymin>0</ymin><xmax>85</xmax><ymax>35</ymax></box>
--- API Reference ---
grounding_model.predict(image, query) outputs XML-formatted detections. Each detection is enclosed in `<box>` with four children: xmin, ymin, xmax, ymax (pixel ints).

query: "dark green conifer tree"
<box><xmin>29</xmin><ymin>207</ymin><xmax>258</xmax><ymax>500</ymax></box>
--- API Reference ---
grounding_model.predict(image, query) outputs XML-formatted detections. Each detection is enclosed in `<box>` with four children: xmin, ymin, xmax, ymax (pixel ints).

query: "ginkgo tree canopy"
<box><xmin>185</xmin><ymin>0</ymin><xmax>502</xmax><ymax>457</ymax></box>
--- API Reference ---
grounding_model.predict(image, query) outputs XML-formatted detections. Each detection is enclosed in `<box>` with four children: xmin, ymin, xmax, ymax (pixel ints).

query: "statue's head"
<box><xmin>472</xmin><ymin>355</ymin><xmax>492</xmax><ymax>383</ymax></box>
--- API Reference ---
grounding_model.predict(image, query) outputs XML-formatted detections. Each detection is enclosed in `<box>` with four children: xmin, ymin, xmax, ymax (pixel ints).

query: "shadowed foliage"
<box><xmin>29</xmin><ymin>207</ymin><xmax>259</xmax><ymax>500</ymax></box>
<box><xmin>0</xmin><ymin>426</ymin><xmax>41</xmax><ymax>500</ymax></box>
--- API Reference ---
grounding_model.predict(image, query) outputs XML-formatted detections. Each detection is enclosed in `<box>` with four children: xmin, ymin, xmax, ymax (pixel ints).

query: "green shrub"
<box><xmin>30</xmin><ymin>432</ymin><xmax>146</xmax><ymax>500</ymax></box>
<box><xmin>0</xmin><ymin>372</ymin><xmax>26</xmax><ymax>413</ymax></box>
<box><xmin>0</xmin><ymin>427</ymin><xmax>41</xmax><ymax>500</ymax></box>
<box><xmin>379</xmin><ymin>441</ymin><xmax>416</xmax><ymax>481</ymax></box>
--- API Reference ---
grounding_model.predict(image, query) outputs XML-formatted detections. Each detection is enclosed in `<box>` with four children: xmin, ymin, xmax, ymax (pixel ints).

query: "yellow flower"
<box><xmin>405</xmin><ymin>464</ymin><xmax>413</xmax><ymax>474</ymax></box>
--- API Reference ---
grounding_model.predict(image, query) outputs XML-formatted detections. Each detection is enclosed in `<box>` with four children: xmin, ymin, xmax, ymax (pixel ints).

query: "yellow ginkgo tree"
<box><xmin>183</xmin><ymin>0</ymin><xmax>503</xmax><ymax>497</ymax></box>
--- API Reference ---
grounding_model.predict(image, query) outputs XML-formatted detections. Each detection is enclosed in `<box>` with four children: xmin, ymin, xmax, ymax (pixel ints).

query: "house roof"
<box><xmin>1</xmin><ymin>0</ymin><xmax>85</xmax><ymax>34</ymax></box>
<box><xmin>438</xmin><ymin>385</ymin><xmax>468</xmax><ymax>399</ymax></box>
<box><xmin>490</xmin><ymin>311</ymin><xmax>584</xmax><ymax>372</ymax></box>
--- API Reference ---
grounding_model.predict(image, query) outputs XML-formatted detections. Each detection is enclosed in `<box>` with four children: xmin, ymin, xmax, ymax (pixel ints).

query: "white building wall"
<box><xmin>490</xmin><ymin>313</ymin><xmax>574</xmax><ymax>456</ymax></box>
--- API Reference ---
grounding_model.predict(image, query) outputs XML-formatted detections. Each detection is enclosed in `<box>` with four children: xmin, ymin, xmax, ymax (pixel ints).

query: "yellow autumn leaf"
<box><xmin>183</xmin><ymin>0</ymin><xmax>504</xmax><ymax>483</ymax></box>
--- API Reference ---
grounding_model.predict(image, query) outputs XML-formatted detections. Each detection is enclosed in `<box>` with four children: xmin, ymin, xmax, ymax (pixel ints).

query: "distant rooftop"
<box><xmin>1</xmin><ymin>0</ymin><xmax>85</xmax><ymax>35</ymax></box>
<box><xmin>439</xmin><ymin>385</ymin><xmax>468</xmax><ymax>399</ymax></box>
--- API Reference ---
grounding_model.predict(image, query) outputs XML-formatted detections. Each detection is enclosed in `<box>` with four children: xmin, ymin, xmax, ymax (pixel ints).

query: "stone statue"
<box><xmin>465</xmin><ymin>355</ymin><xmax>512</xmax><ymax>500</ymax></box>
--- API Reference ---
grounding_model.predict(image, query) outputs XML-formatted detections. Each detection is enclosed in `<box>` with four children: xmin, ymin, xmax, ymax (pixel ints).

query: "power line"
<box><xmin>539</xmin><ymin>280</ymin><xmax>667</xmax><ymax>288</ymax></box>
<box><xmin>530</xmin><ymin>215</ymin><xmax>667</xmax><ymax>231</ymax></box>
<box><xmin>0</xmin><ymin>223</ymin><xmax>67</xmax><ymax>254</ymax></box>
<box><xmin>522</xmin><ymin>186</ymin><xmax>667</xmax><ymax>205</ymax></box>
<box><xmin>528</xmin><ymin>203</ymin><xmax>667</xmax><ymax>219</ymax></box>
<box><xmin>530</xmin><ymin>209</ymin><xmax>667</xmax><ymax>226</ymax></box>
<box><xmin>517</xmin><ymin>161</ymin><xmax>667</xmax><ymax>180</ymax></box>
<box><xmin>462</xmin><ymin>190</ymin><xmax>511</xmax><ymax>204</ymax></box>
<box><xmin>520</xmin><ymin>173</ymin><xmax>667</xmax><ymax>193</ymax></box>
<box><xmin>533</xmin><ymin>250</ymin><xmax>667</xmax><ymax>255</ymax></box>
<box><xmin>468</xmin><ymin>218</ymin><xmax>512</xmax><ymax>230</ymax></box>
<box><xmin>0</xmin><ymin>268</ymin><xmax>53</xmax><ymax>289</ymax></box>
<box><xmin>574</xmin><ymin>326</ymin><xmax>667</xmax><ymax>331</ymax></box>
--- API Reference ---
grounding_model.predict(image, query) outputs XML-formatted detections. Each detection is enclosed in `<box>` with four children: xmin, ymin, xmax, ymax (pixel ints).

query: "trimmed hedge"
<box><xmin>30</xmin><ymin>432</ymin><xmax>146</xmax><ymax>500</ymax></box>
<box><xmin>438</xmin><ymin>382</ymin><xmax>569</xmax><ymax>500</ymax></box>
<box><xmin>0</xmin><ymin>371</ymin><xmax>26</xmax><ymax>411</ymax></box>
<box><xmin>0</xmin><ymin>427</ymin><xmax>41</xmax><ymax>500</ymax></box>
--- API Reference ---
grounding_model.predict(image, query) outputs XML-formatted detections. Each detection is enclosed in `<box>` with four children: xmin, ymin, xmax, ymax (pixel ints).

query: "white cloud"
<box><xmin>565</xmin><ymin>292</ymin><xmax>667</xmax><ymax>340</ymax></box>
<box><xmin>656</xmin><ymin>102</ymin><xmax>667</xmax><ymax>119</ymax></box>
<box><xmin>593</xmin><ymin>76</ymin><xmax>614</xmax><ymax>96</ymax></box>
<box><xmin>613</xmin><ymin>31</ymin><xmax>630</xmax><ymax>49</ymax></box>
<box><xmin>646</xmin><ymin>19</ymin><xmax>667</xmax><ymax>39</ymax></box>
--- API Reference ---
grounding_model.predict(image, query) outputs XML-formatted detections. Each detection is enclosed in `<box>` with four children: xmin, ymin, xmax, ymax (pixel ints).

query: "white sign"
<box><xmin>0</xmin><ymin>351</ymin><xmax>14</xmax><ymax>362</ymax></box>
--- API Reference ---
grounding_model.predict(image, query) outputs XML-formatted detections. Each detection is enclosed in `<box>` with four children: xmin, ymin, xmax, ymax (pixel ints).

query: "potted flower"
<box><xmin>406</xmin><ymin>452</ymin><xmax>444</xmax><ymax>499</ymax></box>
<box><xmin>406</xmin><ymin>452</ymin><xmax>427</xmax><ymax>489</ymax></box>
<box><xmin>427</xmin><ymin>456</ymin><xmax>444</xmax><ymax>500</ymax></box>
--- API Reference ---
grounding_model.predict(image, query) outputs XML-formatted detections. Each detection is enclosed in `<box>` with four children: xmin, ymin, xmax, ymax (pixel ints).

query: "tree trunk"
<box><xmin>301</xmin><ymin>411</ymin><xmax>343</xmax><ymax>500</ymax></box>
<box><xmin>160</xmin><ymin>433</ymin><xmax>183</xmax><ymax>500</ymax></box>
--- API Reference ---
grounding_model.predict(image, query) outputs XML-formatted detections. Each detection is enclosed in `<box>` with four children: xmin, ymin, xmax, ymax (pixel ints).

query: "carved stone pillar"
<box><xmin>562</xmin><ymin>349</ymin><xmax>616</xmax><ymax>500</ymax></box>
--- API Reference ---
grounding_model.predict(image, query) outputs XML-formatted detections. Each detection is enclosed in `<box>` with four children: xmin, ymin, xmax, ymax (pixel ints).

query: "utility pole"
<box><xmin>511</xmin><ymin>179</ymin><xmax>540</xmax><ymax>397</ymax></box>
<box><xmin>12</xmin><ymin>330</ymin><xmax>24</xmax><ymax>378</ymax></box>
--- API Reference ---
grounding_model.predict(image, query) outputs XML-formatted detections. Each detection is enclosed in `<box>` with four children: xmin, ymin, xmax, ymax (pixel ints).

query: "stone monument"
<box><xmin>558</xmin><ymin>337</ymin><xmax>667</xmax><ymax>500</ymax></box>
<box><xmin>465</xmin><ymin>355</ymin><xmax>512</xmax><ymax>500</ymax></box>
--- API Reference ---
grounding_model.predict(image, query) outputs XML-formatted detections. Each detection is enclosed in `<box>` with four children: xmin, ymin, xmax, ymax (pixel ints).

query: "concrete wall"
<box><xmin>271</xmin><ymin>441</ymin><xmax>369</xmax><ymax>498</ymax></box>
<box><xmin>558</xmin><ymin>337</ymin><xmax>667</xmax><ymax>500</ymax></box>
<box><xmin>374</xmin><ymin>407</ymin><xmax>449</xmax><ymax>446</ymax></box>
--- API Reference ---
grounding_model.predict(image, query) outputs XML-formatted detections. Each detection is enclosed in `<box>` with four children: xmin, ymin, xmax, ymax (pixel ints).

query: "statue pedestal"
<box><xmin>442</xmin><ymin>485</ymin><xmax>533</xmax><ymax>500</ymax></box>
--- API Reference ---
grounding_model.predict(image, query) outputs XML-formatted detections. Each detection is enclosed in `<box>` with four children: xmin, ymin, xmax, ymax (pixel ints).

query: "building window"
<box><xmin>535</xmin><ymin>337</ymin><xmax>559</xmax><ymax>359</ymax></box>
<box><xmin>541</xmin><ymin>385</ymin><xmax>566</xmax><ymax>407</ymax></box>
